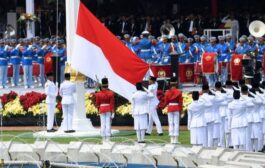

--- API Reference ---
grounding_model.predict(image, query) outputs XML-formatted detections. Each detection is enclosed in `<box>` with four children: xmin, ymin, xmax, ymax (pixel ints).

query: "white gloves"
<box><xmin>111</xmin><ymin>113</ymin><xmax>115</xmax><ymax>119</ymax></box>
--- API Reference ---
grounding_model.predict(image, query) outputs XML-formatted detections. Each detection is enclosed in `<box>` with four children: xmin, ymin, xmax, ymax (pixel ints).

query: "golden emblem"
<box><xmin>205</xmin><ymin>55</ymin><xmax>212</xmax><ymax>61</ymax></box>
<box><xmin>186</xmin><ymin>68</ymin><xmax>193</xmax><ymax>79</ymax></box>
<box><xmin>158</xmin><ymin>69</ymin><xmax>166</xmax><ymax>78</ymax></box>
<box><xmin>234</xmin><ymin>58</ymin><xmax>240</xmax><ymax>65</ymax></box>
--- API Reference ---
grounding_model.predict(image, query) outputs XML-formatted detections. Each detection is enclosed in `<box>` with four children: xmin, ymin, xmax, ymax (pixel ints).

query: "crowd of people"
<box><xmin>188</xmin><ymin>79</ymin><xmax>265</xmax><ymax>152</ymax></box>
<box><xmin>0</xmin><ymin>37</ymin><xmax>66</xmax><ymax>89</ymax></box>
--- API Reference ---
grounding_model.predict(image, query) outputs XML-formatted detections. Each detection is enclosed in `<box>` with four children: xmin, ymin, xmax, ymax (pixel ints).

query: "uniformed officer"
<box><xmin>225</xmin><ymin>34</ymin><xmax>236</xmax><ymax>53</ymax></box>
<box><xmin>188</xmin><ymin>91</ymin><xmax>207</xmax><ymax>147</ymax></box>
<box><xmin>53</xmin><ymin>40</ymin><xmax>67</xmax><ymax>83</ymax></box>
<box><xmin>162</xmin><ymin>77</ymin><xmax>183</xmax><ymax>144</ymax></box>
<box><xmin>131</xmin><ymin>82</ymin><xmax>152</xmax><ymax>143</ymax></box>
<box><xmin>228</xmin><ymin>91</ymin><xmax>248</xmax><ymax>150</ymax></box>
<box><xmin>146</xmin><ymin>76</ymin><xmax>163</xmax><ymax>136</ymax></box>
<box><xmin>45</xmin><ymin>72</ymin><xmax>58</xmax><ymax>132</ymax></box>
<box><xmin>95</xmin><ymin>77</ymin><xmax>115</xmax><ymax>142</ymax></box>
<box><xmin>9</xmin><ymin>39</ymin><xmax>20</xmax><ymax>87</ymax></box>
<box><xmin>185</xmin><ymin>38</ymin><xmax>195</xmax><ymax>63</ymax></box>
<box><xmin>217</xmin><ymin>36</ymin><xmax>230</xmax><ymax>84</ymax></box>
<box><xmin>34</xmin><ymin>38</ymin><xmax>45</xmax><ymax>87</ymax></box>
<box><xmin>0</xmin><ymin>39</ymin><xmax>8</xmax><ymax>88</ymax></box>
<box><xmin>200</xmin><ymin>84</ymin><xmax>216</xmax><ymax>147</ymax></box>
<box><xmin>138</xmin><ymin>31</ymin><xmax>152</xmax><ymax>63</ymax></box>
<box><xmin>192</xmin><ymin>35</ymin><xmax>201</xmax><ymax>62</ymax></box>
<box><xmin>59</xmin><ymin>73</ymin><xmax>76</xmax><ymax>133</ymax></box>
<box><xmin>177</xmin><ymin>33</ymin><xmax>187</xmax><ymax>63</ymax></box>
<box><xmin>22</xmin><ymin>39</ymin><xmax>34</xmax><ymax>89</ymax></box>
<box><xmin>235</xmin><ymin>37</ymin><xmax>249</xmax><ymax>54</ymax></box>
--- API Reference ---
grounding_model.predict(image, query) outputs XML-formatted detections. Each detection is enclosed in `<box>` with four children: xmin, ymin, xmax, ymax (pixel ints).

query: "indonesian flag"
<box><xmin>71</xmin><ymin>2</ymin><xmax>149</xmax><ymax>100</ymax></box>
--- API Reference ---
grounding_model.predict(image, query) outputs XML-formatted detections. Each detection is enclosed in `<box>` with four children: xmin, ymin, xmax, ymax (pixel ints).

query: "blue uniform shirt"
<box><xmin>235</xmin><ymin>44</ymin><xmax>249</xmax><ymax>54</ymax></box>
<box><xmin>258</xmin><ymin>44</ymin><xmax>265</xmax><ymax>61</ymax></box>
<box><xmin>138</xmin><ymin>38</ymin><xmax>152</xmax><ymax>60</ymax></box>
<box><xmin>217</xmin><ymin>43</ymin><xmax>230</xmax><ymax>62</ymax></box>
<box><xmin>0</xmin><ymin>47</ymin><xmax>8</xmax><ymax>66</ymax></box>
<box><xmin>52</xmin><ymin>47</ymin><xmax>67</xmax><ymax>66</ymax></box>
<box><xmin>9</xmin><ymin>47</ymin><xmax>20</xmax><ymax>65</ymax></box>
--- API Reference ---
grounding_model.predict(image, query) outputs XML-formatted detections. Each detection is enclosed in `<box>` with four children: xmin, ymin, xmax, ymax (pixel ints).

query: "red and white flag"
<box><xmin>71</xmin><ymin>2</ymin><xmax>149</xmax><ymax>100</ymax></box>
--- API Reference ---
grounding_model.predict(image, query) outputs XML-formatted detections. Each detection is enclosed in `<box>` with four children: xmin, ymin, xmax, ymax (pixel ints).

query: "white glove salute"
<box><xmin>111</xmin><ymin>113</ymin><xmax>115</xmax><ymax>119</ymax></box>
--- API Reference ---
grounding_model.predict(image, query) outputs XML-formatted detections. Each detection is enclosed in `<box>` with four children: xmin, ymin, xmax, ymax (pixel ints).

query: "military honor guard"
<box><xmin>188</xmin><ymin>91</ymin><xmax>207</xmax><ymax>147</ymax></box>
<box><xmin>146</xmin><ymin>76</ymin><xmax>163</xmax><ymax>136</ymax></box>
<box><xmin>22</xmin><ymin>39</ymin><xmax>34</xmax><ymax>89</ymax></box>
<box><xmin>44</xmin><ymin>73</ymin><xmax>58</xmax><ymax>132</ymax></box>
<box><xmin>8</xmin><ymin>39</ymin><xmax>20</xmax><ymax>87</ymax></box>
<box><xmin>199</xmin><ymin>84</ymin><xmax>215</xmax><ymax>147</ymax></box>
<box><xmin>161</xmin><ymin>77</ymin><xmax>183</xmax><ymax>144</ymax></box>
<box><xmin>131</xmin><ymin>82</ymin><xmax>152</xmax><ymax>143</ymax></box>
<box><xmin>228</xmin><ymin>91</ymin><xmax>248</xmax><ymax>150</ymax></box>
<box><xmin>53</xmin><ymin>40</ymin><xmax>67</xmax><ymax>83</ymax></box>
<box><xmin>59</xmin><ymin>73</ymin><xmax>76</xmax><ymax>133</ymax></box>
<box><xmin>95</xmin><ymin>77</ymin><xmax>115</xmax><ymax>142</ymax></box>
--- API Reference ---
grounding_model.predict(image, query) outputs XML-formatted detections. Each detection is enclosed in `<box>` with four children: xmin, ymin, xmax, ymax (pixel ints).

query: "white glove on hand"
<box><xmin>111</xmin><ymin>113</ymin><xmax>115</xmax><ymax>119</ymax></box>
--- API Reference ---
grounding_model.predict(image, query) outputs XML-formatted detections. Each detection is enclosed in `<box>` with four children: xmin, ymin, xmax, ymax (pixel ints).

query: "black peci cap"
<box><xmin>202</xmin><ymin>84</ymin><xmax>209</xmax><ymax>91</ymax></box>
<box><xmin>136</xmin><ymin>82</ymin><xmax>143</xmax><ymax>90</ymax></box>
<box><xmin>233</xmin><ymin>90</ymin><xmax>240</xmax><ymax>99</ymax></box>
<box><xmin>241</xmin><ymin>85</ymin><xmax>248</xmax><ymax>92</ymax></box>
<box><xmin>101</xmin><ymin>77</ymin><xmax>109</xmax><ymax>86</ymax></box>
<box><xmin>192</xmin><ymin>91</ymin><xmax>199</xmax><ymax>100</ymax></box>
<box><xmin>149</xmin><ymin>76</ymin><xmax>157</xmax><ymax>82</ymax></box>
<box><xmin>64</xmin><ymin>73</ymin><xmax>71</xmax><ymax>79</ymax></box>
<box><xmin>215</xmin><ymin>81</ymin><xmax>222</xmax><ymax>88</ymax></box>
<box><xmin>225</xmin><ymin>80</ymin><xmax>233</xmax><ymax>86</ymax></box>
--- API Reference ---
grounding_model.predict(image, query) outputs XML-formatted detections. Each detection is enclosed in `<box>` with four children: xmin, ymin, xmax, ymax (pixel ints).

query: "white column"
<box><xmin>26</xmin><ymin>0</ymin><xmax>35</xmax><ymax>38</ymax></box>
<box><xmin>65</xmin><ymin>0</ymin><xmax>80</xmax><ymax>64</ymax></box>
<box><xmin>72</xmin><ymin>82</ymin><xmax>96</xmax><ymax>131</ymax></box>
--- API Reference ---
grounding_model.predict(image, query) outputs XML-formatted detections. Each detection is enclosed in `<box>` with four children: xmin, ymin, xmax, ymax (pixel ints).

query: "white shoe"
<box><xmin>11</xmin><ymin>84</ymin><xmax>15</xmax><ymax>87</ymax></box>
<box><xmin>30</xmin><ymin>86</ymin><xmax>34</xmax><ymax>89</ymax></box>
<box><xmin>24</xmin><ymin>86</ymin><xmax>28</xmax><ymax>89</ymax></box>
<box><xmin>0</xmin><ymin>86</ymin><xmax>3</xmax><ymax>89</ymax></box>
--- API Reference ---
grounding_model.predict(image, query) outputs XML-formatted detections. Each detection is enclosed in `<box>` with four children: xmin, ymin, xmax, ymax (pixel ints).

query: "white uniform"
<box><xmin>200</xmin><ymin>93</ymin><xmax>215</xmax><ymax>147</ymax></box>
<box><xmin>259</xmin><ymin>88</ymin><xmax>265</xmax><ymax>147</ymax></box>
<box><xmin>228</xmin><ymin>99</ymin><xmax>248</xmax><ymax>149</ymax></box>
<box><xmin>224</xmin><ymin>88</ymin><xmax>234</xmax><ymax>147</ymax></box>
<box><xmin>59</xmin><ymin>81</ymin><xmax>76</xmax><ymax>131</ymax></box>
<box><xmin>214</xmin><ymin>90</ymin><xmax>228</xmax><ymax>147</ymax></box>
<box><xmin>250</xmin><ymin>93</ymin><xmax>263</xmax><ymax>151</ymax></box>
<box><xmin>240</xmin><ymin>94</ymin><xmax>254</xmax><ymax>151</ymax></box>
<box><xmin>45</xmin><ymin>80</ymin><xmax>58</xmax><ymax>130</ymax></box>
<box><xmin>131</xmin><ymin>90</ymin><xmax>152</xmax><ymax>142</ymax></box>
<box><xmin>146</xmin><ymin>82</ymin><xmax>163</xmax><ymax>134</ymax></box>
<box><xmin>188</xmin><ymin>99</ymin><xmax>207</xmax><ymax>147</ymax></box>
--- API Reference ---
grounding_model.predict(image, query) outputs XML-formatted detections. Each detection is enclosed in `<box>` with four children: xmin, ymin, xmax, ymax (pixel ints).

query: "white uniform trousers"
<box><xmin>47</xmin><ymin>103</ymin><xmax>56</xmax><ymax>130</ymax></box>
<box><xmin>206</xmin><ymin>122</ymin><xmax>214</xmax><ymax>147</ymax></box>
<box><xmin>167</xmin><ymin>112</ymin><xmax>179</xmax><ymax>136</ymax></box>
<box><xmin>100</xmin><ymin>112</ymin><xmax>111</xmax><ymax>137</ymax></box>
<box><xmin>251</xmin><ymin>122</ymin><xmax>263</xmax><ymax>151</ymax></box>
<box><xmin>134</xmin><ymin>114</ymin><xmax>148</xmax><ymax>130</ymax></box>
<box><xmin>190</xmin><ymin>126</ymin><xmax>207</xmax><ymax>147</ymax></box>
<box><xmin>231</xmin><ymin>127</ymin><xmax>246</xmax><ymax>147</ymax></box>
<box><xmin>246</xmin><ymin>123</ymin><xmax>253</xmax><ymax>151</ymax></box>
<box><xmin>213</xmin><ymin>123</ymin><xmax>220</xmax><ymax>147</ymax></box>
<box><xmin>219</xmin><ymin>117</ymin><xmax>226</xmax><ymax>148</ymax></box>
<box><xmin>61</xmin><ymin>104</ymin><xmax>74</xmax><ymax>131</ymax></box>
<box><xmin>263</xmin><ymin>119</ymin><xmax>265</xmax><ymax>145</ymax></box>
<box><xmin>147</xmin><ymin>106</ymin><xmax>163</xmax><ymax>134</ymax></box>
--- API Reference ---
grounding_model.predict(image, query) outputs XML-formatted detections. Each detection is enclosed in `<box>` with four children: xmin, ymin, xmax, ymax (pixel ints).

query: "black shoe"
<box><xmin>68</xmin><ymin>130</ymin><xmax>76</xmax><ymax>133</ymax></box>
<box><xmin>47</xmin><ymin>129</ymin><xmax>56</xmax><ymax>132</ymax></box>
<box><xmin>158</xmin><ymin>133</ymin><xmax>164</xmax><ymax>136</ymax></box>
<box><xmin>138</xmin><ymin>141</ymin><xmax>146</xmax><ymax>144</ymax></box>
<box><xmin>145</xmin><ymin>133</ymin><xmax>151</xmax><ymax>136</ymax></box>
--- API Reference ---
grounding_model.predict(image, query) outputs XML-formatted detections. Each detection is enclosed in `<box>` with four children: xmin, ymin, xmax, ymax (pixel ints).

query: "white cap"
<box><xmin>141</xmin><ymin>31</ymin><xmax>150</xmax><ymax>35</ymax></box>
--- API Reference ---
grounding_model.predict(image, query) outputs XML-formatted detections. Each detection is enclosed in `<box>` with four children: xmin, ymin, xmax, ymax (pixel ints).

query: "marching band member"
<box><xmin>131</xmin><ymin>82</ymin><xmax>152</xmax><ymax>143</ymax></box>
<box><xmin>162</xmin><ymin>77</ymin><xmax>183</xmax><ymax>144</ymax></box>
<box><xmin>45</xmin><ymin>72</ymin><xmax>58</xmax><ymax>132</ymax></box>
<box><xmin>138</xmin><ymin>31</ymin><xmax>152</xmax><ymax>63</ymax></box>
<box><xmin>9</xmin><ymin>39</ymin><xmax>20</xmax><ymax>87</ymax></box>
<box><xmin>95</xmin><ymin>77</ymin><xmax>115</xmax><ymax>142</ymax></box>
<box><xmin>188</xmin><ymin>91</ymin><xmax>207</xmax><ymax>147</ymax></box>
<box><xmin>177</xmin><ymin>33</ymin><xmax>187</xmax><ymax>63</ymax></box>
<box><xmin>22</xmin><ymin>39</ymin><xmax>34</xmax><ymax>89</ymax></box>
<box><xmin>157</xmin><ymin>35</ymin><xmax>170</xmax><ymax>64</ymax></box>
<box><xmin>228</xmin><ymin>91</ymin><xmax>248</xmax><ymax>150</ymax></box>
<box><xmin>59</xmin><ymin>73</ymin><xmax>76</xmax><ymax>133</ymax></box>
<box><xmin>235</xmin><ymin>37</ymin><xmax>249</xmax><ymax>54</ymax></box>
<box><xmin>205</xmin><ymin>37</ymin><xmax>218</xmax><ymax>87</ymax></box>
<box><xmin>0</xmin><ymin>39</ymin><xmax>8</xmax><ymax>88</ymax></box>
<box><xmin>146</xmin><ymin>76</ymin><xmax>163</xmax><ymax>136</ymax></box>
<box><xmin>217</xmin><ymin>36</ymin><xmax>230</xmax><ymax>84</ymax></box>
<box><xmin>225</xmin><ymin>34</ymin><xmax>236</xmax><ymax>53</ymax></box>
<box><xmin>200</xmin><ymin>84</ymin><xmax>215</xmax><ymax>147</ymax></box>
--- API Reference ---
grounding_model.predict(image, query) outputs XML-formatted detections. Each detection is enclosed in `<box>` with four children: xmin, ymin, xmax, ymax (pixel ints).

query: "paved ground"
<box><xmin>1</xmin><ymin>125</ymin><xmax>188</xmax><ymax>131</ymax></box>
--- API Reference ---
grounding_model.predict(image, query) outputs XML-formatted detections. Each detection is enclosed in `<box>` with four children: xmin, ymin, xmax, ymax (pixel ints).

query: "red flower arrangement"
<box><xmin>19</xmin><ymin>91</ymin><xmax>46</xmax><ymax>111</ymax></box>
<box><xmin>0</xmin><ymin>91</ymin><xmax>18</xmax><ymax>106</ymax></box>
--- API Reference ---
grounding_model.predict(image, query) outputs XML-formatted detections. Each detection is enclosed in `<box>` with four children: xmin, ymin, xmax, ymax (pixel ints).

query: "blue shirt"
<box><xmin>217</xmin><ymin>43</ymin><xmax>230</xmax><ymax>62</ymax></box>
<box><xmin>52</xmin><ymin>47</ymin><xmax>67</xmax><ymax>66</ymax></box>
<box><xmin>138</xmin><ymin>38</ymin><xmax>152</xmax><ymax>60</ymax></box>
<box><xmin>235</xmin><ymin>44</ymin><xmax>249</xmax><ymax>54</ymax></box>
<box><xmin>22</xmin><ymin>46</ymin><xmax>33</xmax><ymax>65</ymax></box>
<box><xmin>9</xmin><ymin>47</ymin><xmax>20</xmax><ymax>65</ymax></box>
<box><xmin>0</xmin><ymin>47</ymin><xmax>8</xmax><ymax>66</ymax></box>
<box><xmin>258</xmin><ymin>44</ymin><xmax>265</xmax><ymax>61</ymax></box>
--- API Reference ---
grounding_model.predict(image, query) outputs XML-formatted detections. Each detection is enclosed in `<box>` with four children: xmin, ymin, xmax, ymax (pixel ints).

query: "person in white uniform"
<box><xmin>131</xmin><ymin>82</ymin><xmax>152</xmax><ymax>143</ymax></box>
<box><xmin>146</xmin><ymin>76</ymin><xmax>163</xmax><ymax>136</ymax></box>
<box><xmin>228</xmin><ymin>91</ymin><xmax>248</xmax><ymax>150</ymax></box>
<box><xmin>260</xmin><ymin>81</ymin><xmax>265</xmax><ymax>151</ymax></box>
<box><xmin>200</xmin><ymin>84</ymin><xmax>215</xmax><ymax>147</ymax></box>
<box><xmin>213</xmin><ymin>82</ymin><xmax>228</xmax><ymax>147</ymax></box>
<box><xmin>223</xmin><ymin>80</ymin><xmax>234</xmax><ymax>147</ymax></box>
<box><xmin>44</xmin><ymin>72</ymin><xmax>58</xmax><ymax>132</ymax></box>
<box><xmin>59</xmin><ymin>73</ymin><xmax>76</xmax><ymax>133</ymax></box>
<box><xmin>188</xmin><ymin>91</ymin><xmax>207</xmax><ymax>147</ymax></box>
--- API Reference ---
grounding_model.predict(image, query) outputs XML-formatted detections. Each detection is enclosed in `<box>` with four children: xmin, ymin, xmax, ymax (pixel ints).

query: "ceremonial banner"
<box><xmin>44</xmin><ymin>52</ymin><xmax>53</xmax><ymax>74</ymax></box>
<box><xmin>230</xmin><ymin>54</ymin><xmax>243</xmax><ymax>81</ymax></box>
<box><xmin>150</xmin><ymin>63</ymin><xmax>194</xmax><ymax>83</ymax></box>
<box><xmin>201</xmin><ymin>52</ymin><xmax>217</xmax><ymax>74</ymax></box>
<box><xmin>72</xmin><ymin>3</ymin><xmax>149</xmax><ymax>100</ymax></box>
